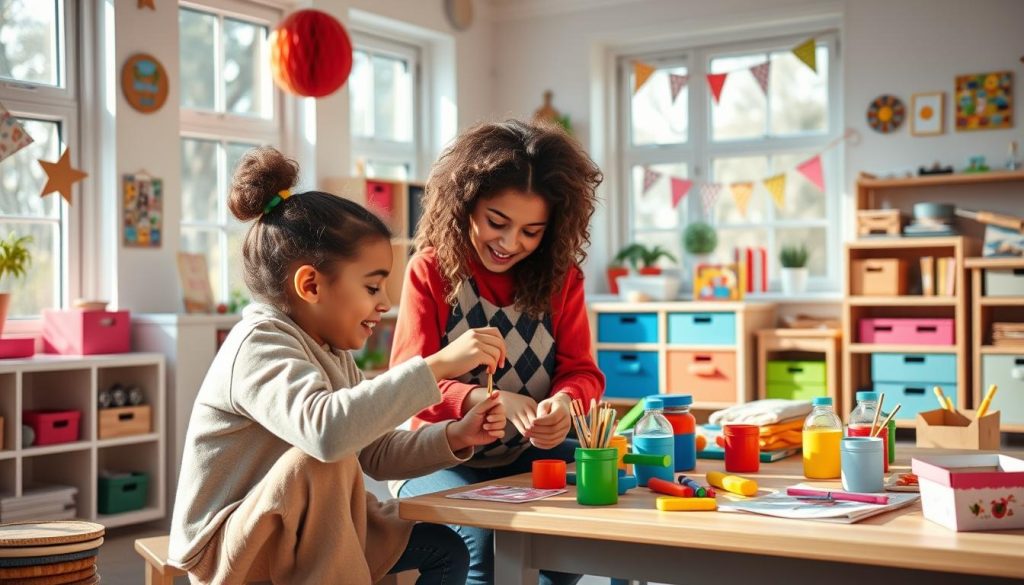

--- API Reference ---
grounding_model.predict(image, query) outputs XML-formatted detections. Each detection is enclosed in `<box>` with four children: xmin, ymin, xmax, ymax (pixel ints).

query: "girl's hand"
<box><xmin>527</xmin><ymin>393</ymin><xmax>572</xmax><ymax>450</ymax></box>
<box><xmin>501</xmin><ymin>391</ymin><xmax>539</xmax><ymax>438</ymax></box>
<box><xmin>446</xmin><ymin>391</ymin><xmax>506</xmax><ymax>452</ymax></box>
<box><xmin>425</xmin><ymin>327</ymin><xmax>506</xmax><ymax>381</ymax></box>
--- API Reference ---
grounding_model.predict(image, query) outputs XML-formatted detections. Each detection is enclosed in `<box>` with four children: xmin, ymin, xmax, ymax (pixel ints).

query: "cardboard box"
<box><xmin>913</xmin><ymin>454</ymin><xmax>1024</xmax><ymax>531</ymax></box>
<box><xmin>916</xmin><ymin>409</ymin><xmax>1000</xmax><ymax>450</ymax></box>
<box><xmin>98</xmin><ymin>405</ymin><xmax>152</xmax><ymax>439</ymax></box>
<box><xmin>851</xmin><ymin>259</ymin><xmax>907</xmax><ymax>296</ymax></box>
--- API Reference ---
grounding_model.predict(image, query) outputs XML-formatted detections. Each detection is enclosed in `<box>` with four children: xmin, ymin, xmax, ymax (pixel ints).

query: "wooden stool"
<box><xmin>757</xmin><ymin>328</ymin><xmax>842</xmax><ymax>410</ymax></box>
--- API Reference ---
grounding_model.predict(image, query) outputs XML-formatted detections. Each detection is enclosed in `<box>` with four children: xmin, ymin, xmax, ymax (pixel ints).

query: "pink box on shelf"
<box><xmin>23</xmin><ymin>410</ymin><xmax>82</xmax><ymax>446</ymax></box>
<box><xmin>42</xmin><ymin>309</ymin><xmax>130</xmax><ymax>355</ymax></box>
<box><xmin>858</xmin><ymin>318</ymin><xmax>954</xmax><ymax>345</ymax></box>
<box><xmin>0</xmin><ymin>337</ymin><xmax>35</xmax><ymax>359</ymax></box>
<box><xmin>913</xmin><ymin>454</ymin><xmax>1024</xmax><ymax>532</ymax></box>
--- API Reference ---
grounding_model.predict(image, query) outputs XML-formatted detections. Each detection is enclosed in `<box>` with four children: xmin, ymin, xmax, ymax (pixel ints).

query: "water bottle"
<box><xmin>847</xmin><ymin>391</ymin><xmax>890</xmax><ymax>472</ymax></box>
<box><xmin>661</xmin><ymin>395</ymin><xmax>696</xmax><ymax>472</ymax></box>
<box><xmin>802</xmin><ymin>397</ymin><xmax>842</xmax><ymax>479</ymax></box>
<box><xmin>632</xmin><ymin>397</ymin><xmax>674</xmax><ymax>486</ymax></box>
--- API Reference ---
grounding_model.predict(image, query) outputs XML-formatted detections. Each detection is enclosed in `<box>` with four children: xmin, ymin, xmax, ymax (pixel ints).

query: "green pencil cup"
<box><xmin>575</xmin><ymin>448</ymin><xmax>618</xmax><ymax>506</ymax></box>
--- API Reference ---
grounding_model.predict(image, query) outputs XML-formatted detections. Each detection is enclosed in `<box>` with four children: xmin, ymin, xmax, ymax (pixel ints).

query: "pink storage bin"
<box><xmin>23</xmin><ymin>410</ymin><xmax>82</xmax><ymax>446</ymax></box>
<box><xmin>859</xmin><ymin>318</ymin><xmax>954</xmax><ymax>345</ymax></box>
<box><xmin>0</xmin><ymin>338</ymin><xmax>35</xmax><ymax>359</ymax></box>
<box><xmin>913</xmin><ymin>454</ymin><xmax>1024</xmax><ymax>531</ymax></box>
<box><xmin>42</xmin><ymin>309</ymin><xmax>130</xmax><ymax>355</ymax></box>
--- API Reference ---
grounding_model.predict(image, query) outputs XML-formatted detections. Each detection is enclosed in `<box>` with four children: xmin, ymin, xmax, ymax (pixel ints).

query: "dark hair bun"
<box><xmin>228</xmin><ymin>147</ymin><xmax>299</xmax><ymax>221</ymax></box>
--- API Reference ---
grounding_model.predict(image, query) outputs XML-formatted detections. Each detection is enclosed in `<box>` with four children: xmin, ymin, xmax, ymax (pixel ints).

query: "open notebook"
<box><xmin>718</xmin><ymin>484</ymin><xmax>920</xmax><ymax>523</ymax></box>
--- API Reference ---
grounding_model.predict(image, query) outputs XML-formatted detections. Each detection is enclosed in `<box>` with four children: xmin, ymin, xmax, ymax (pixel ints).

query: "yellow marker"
<box><xmin>656</xmin><ymin>496</ymin><xmax>717</xmax><ymax>511</ymax></box>
<box><xmin>944</xmin><ymin>396</ymin><xmax>955</xmax><ymax>413</ymax></box>
<box><xmin>933</xmin><ymin>386</ymin><xmax>950</xmax><ymax>411</ymax></box>
<box><xmin>706</xmin><ymin>471</ymin><xmax>758</xmax><ymax>497</ymax></box>
<box><xmin>976</xmin><ymin>384</ymin><xmax>998</xmax><ymax>419</ymax></box>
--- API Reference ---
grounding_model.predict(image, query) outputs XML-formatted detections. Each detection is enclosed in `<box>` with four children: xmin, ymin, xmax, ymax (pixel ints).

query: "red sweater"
<box><xmin>390</xmin><ymin>248</ymin><xmax>605</xmax><ymax>423</ymax></box>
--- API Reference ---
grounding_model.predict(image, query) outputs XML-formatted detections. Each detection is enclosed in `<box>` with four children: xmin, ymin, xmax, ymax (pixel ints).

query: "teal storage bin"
<box><xmin>598</xmin><ymin>350</ymin><xmax>659</xmax><ymax>398</ymax></box>
<box><xmin>598</xmin><ymin>313</ymin><xmax>658</xmax><ymax>343</ymax></box>
<box><xmin>871</xmin><ymin>353</ymin><xmax>956</xmax><ymax>384</ymax></box>
<box><xmin>98</xmin><ymin>472</ymin><xmax>149</xmax><ymax>515</ymax></box>
<box><xmin>766</xmin><ymin>360</ymin><xmax>826</xmax><ymax>385</ymax></box>
<box><xmin>667</xmin><ymin>312</ymin><xmax>736</xmax><ymax>346</ymax></box>
<box><xmin>873</xmin><ymin>383</ymin><xmax>957</xmax><ymax>420</ymax></box>
<box><xmin>981</xmin><ymin>355</ymin><xmax>1024</xmax><ymax>425</ymax></box>
<box><xmin>766</xmin><ymin>381</ymin><xmax>827</xmax><ymax>401</ymax></box>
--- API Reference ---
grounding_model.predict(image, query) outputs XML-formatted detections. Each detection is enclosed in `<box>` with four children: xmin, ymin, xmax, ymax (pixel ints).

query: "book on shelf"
<box><xmin>946</xmin><ymin>257</ymin><xmax>956</xmax><ymax>295</ymax></box>
<box><xmin>1</xmin><ymin>484</ymin><xmax>78</xmax><ymax>510</ymax></box>
<box><xmin>920</xmin><ymin>256</ymin><xmax>934</xmax><ymax>296</ymax></box>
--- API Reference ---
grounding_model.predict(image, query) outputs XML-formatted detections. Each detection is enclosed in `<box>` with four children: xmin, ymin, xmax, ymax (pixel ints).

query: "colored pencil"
<box><xmin>933</xmin><ymin>386</ymin><xmax>949</xmax><ymax>411</ymax></box>
<box><xmin>976</xmin><ymin>384</ymin><xmax>998</xmax><ymax>419</ymax></box>
<box><xmin>870</xmin><ymin>392</ymin><xmax>885</xmax><ymax>437</ymax></box>
<box><xmin>787</xmin><ymin>487</ymin><xmax>889</xmax><ymax>505</ymax></box>
<box><xmin>872</xmin><ymin>404</ymin><xmax>901</xmax><ymax>437</ymax></box>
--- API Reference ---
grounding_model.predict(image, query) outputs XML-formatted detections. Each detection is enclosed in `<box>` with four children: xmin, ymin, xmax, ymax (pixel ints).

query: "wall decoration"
<box><xmin>444</xmin><ymin>0</ymin><xmax>473</xmax><ymax>31</ymax></box>
<box><xmin>694</xmin><ymin>263</ymin><xmax>744</xmax><ymax>301</ymax></box>
<box><xmin>866</xmin><ymin>95</ymin><xmax>905</xmax><ymax>133</ymax></box>
<box><xmin>176</xmin><ymin>252</ymin><xmax>214</xmax><ymax>313</ymax></box>
<box><xmin>38</xmin><ymin>147</ymin><xmax>87</xmax><ymax>204</ymax></box>
<box><xmin>955</xmin><ymin>71</ymin><xmax>1013</xmax><ymax>131</ymax></box>
<box><xmin>633</xmin><ymin>61</ymin><xmax>655</xmax><ymax>94</ymax></box>
<box><xmin>270</xmin><ymin>10</ymin><xmax>353</xmax><ymax>98</ymax></box>
<box><xmin>138</xmin><ymin>0</ymin><xmax>155</xmax><ymax>8</ymax></box>
<box><xmin>911</xmin><ymin>92</ymin><xmax>944</xmax><ymax>136</ymax></box>
<box><xmin>533</xmin><ymin>90</ymin><xmax>571</xmax><ymax>133</ymax></box>
<box><xmin>791</xmin><ymin>37</ymin><xmax>817</xmax><ymax>72</ymax></box>
<box><xmin>0</xmin><ymin>101</ymin><xmax>33</xmax><ymax>164</ymax></box>
<box><xmin>122</xmin><ymin>173</ymin><xmax>163</xmax><ymax>248</ymax></box>
<box><xmin>121</xmin><ymin>53</ymin><xmax>169</xmax><ymax>113</ymax></box>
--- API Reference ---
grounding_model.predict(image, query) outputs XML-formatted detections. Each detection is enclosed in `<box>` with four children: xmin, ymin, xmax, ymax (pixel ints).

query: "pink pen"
<box><xmin>787</xmin><ymin>487</ymin><xmax>889</xmax><ymax>505</ymax></box>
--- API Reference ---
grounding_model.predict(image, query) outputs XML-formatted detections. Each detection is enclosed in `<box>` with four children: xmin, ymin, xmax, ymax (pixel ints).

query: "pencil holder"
<box><xmin>575</xmin><ymin>448</ymin><xmax>618</xmax><ymax>506</ymax></box>
<box><xmin>841</xmin><ymin>437</ymin><xmax>884</xmax><ymax>493</ymax></box>
<box><xmin>723</xmin><ymin>424</ymin><xmax>760</xmax><ymax>473</ymax></box>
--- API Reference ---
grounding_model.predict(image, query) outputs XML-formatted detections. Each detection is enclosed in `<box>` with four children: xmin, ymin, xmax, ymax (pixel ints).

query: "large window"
<box><xmin>350</xmin><ymin>33</ymin><xmax>420</xmax><ymax>180</ymax></box>
<box><xmin>179</xmin><ymin>1</ymin><xmax>280</xmax><ymax>304</ymax></box>
<box><xmin>621</xmin><ymin>33</ymin><xmax>840</xmax><ymax>291</ymax></box>
<box><xmin>0</xmin><ymin>0</ymin><xmax>78</xmax><ymax>317</ymax></box>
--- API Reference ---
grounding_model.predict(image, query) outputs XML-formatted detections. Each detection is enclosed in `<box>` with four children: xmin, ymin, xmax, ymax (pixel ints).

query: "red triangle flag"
<box><xmin>670</xmin><ymin>177</ymin><xmax>692</xmax><ymax>208</ymax></box>
<box><xmin>706</xmin><ymin>73</ymin><xmax>728</xmax><ymax>104</ymax></box>
<box><xmin>796</xmin><ymin>155</ymin><xmax>825</xmax><ymax>192</ymax></box>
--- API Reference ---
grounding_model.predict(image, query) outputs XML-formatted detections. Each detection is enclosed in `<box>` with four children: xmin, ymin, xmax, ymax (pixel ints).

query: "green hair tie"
<box><xmin>263</xmin><ymin>189</ymin><xmax>293</xmax><ymax>214</ymax></box>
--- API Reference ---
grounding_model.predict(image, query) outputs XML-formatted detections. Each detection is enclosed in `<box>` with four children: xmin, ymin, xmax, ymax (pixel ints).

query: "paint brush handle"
<box><xmin>933</xmin><ymin>386</ymin><xmax>949</xmax><ymax>411</ymax></box>
<box><xmin>872</xmin><ymin>404</ymin><xmax>901</xmax><ymax>437</ymax></box>
<box><xmin>976</xmin><ymin>384</ymin><xmax>998</xmax><ymax>419</ymax></box>
<box><xmin>787</xmin><ymin>487</ymin><xmax>889</xmax><ymax>505</ymax></box>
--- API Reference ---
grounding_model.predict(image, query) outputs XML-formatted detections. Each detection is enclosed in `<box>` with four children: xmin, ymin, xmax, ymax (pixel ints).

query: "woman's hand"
<box><xmin>446</xmin><ymin>391</ymin><xmax>506</xmax><ymax>453</ymax></box>
<box><xmin>527</xmin><ymin>393</ymin><xmax>572</xmax><ymax>449</ymax></box>
<box><xmin>425</xmin><ymin>327</ymin><xmax>506</xmax><ymax>381</ymax></box>
<box><xmin>500</xmin><ymin>391</ymin><xmax>539</xmax><ymax>438</ymax></box>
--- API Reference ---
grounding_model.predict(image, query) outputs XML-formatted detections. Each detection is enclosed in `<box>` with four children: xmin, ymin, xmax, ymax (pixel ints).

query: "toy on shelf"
<box><xmin>964</xmin><ymin>156</ymin><xmax>990</xmax><ymax>173</ymax></box>
<box><xmin>694</xmin><ymin>263</ymin><xmax>743</xmax><ymax>300</ymax></box>
<box><xmin>918</xmin><ymin>161</ymin><xmax>954</xmax><ymax>175</ymax></box>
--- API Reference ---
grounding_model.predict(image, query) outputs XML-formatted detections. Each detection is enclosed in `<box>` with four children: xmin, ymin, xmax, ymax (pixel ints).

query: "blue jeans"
<box><xmin>399</xmin><ymin>439</ymin><xmax>582</xmax><ymax>585</ymax></box>
<box><xmin>387</xmin><ymin>522</ymin><xmax>470</xmax><ymax>584</ymax></box>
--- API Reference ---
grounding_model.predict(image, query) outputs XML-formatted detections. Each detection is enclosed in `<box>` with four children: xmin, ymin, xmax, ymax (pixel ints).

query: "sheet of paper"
<box><xmin>718</xmin><ymin>484</ymin><xmax>920</xmax><ymax>523</ymax></box>
<box><xmin>446</xmin><ymin>485</ymin><xmax>566</xmax><ymax>503</ymax></box>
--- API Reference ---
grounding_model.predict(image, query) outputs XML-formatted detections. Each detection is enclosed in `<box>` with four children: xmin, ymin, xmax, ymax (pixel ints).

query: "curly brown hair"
<box><xmin>415</xmin><ymin>120</ymin><xmax>602</xmax><ymax>318</ymax></box>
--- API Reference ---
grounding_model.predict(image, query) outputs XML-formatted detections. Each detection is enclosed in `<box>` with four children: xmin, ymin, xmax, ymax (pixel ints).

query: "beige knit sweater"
<box><xmin>168</xmin><ymin>303</ymin><xmax>469</xmax><ymax>575</ymax></box>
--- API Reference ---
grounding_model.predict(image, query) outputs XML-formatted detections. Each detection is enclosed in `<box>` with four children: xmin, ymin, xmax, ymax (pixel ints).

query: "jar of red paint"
<box><xmin>723</xmin><ymin>424</ymin><xmax>760</xmax><ymax>473</ymax></box>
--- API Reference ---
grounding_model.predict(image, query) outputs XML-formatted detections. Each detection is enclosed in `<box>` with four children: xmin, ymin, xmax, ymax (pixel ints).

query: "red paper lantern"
<box><xmin>269</xmin><ymin>9</ymin><xmax>353</xmax><ymax>98</ymax></box>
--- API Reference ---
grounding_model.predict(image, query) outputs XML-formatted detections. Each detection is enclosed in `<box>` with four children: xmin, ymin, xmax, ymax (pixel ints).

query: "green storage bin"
<box><xmin>766</xmin><ymin>381</ymin><xmax>826</xmax><ymax>401</ymax></box>
<box><xmin>98</xmin><ymin>471</ymin><xmax>149</xmax><ymax>515</ymax></box>
<box><xmin>766</xmin><ymin>360</ymin><xmax>827</xmax><ymax>385</ymax></box>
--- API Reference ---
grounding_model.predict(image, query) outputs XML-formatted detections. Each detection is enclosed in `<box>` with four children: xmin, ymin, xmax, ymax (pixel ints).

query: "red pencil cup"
<box><xmin>723</xmin><ymin>424</ymin><xmax>760</xmax><ymax>473</ymax></box>
<box><xmin>532</xmin><ymin>459</ymin><xmax>567</xmax><ymax>489</ymax></box>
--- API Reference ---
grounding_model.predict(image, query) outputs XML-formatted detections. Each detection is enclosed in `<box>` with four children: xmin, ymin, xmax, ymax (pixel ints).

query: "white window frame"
<box><xmin>0</xmin><ymin>0</ymin><xmax>81</xmax><ymax>317</ymax></box>
<box><xmin>349</xmin><ymin>31</ymin><xmax>423</xmax><ymax>180</ymax></box>
<box><xmin>617</xmin><ymin>31</ymin><xmax>842</xmax><ymax>292</ymax></box>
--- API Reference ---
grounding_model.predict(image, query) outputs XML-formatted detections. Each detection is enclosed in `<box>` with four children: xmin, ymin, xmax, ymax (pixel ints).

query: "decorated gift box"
<box><xmin>912</xmin><ymin>454</ymin><xmax>1024</xmax><ymax>531</ymax></box>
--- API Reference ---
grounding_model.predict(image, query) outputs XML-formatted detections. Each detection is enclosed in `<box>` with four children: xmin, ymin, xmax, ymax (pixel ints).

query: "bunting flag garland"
<box><xmin>700</xmin><ymin>182</ymin><xmax>722</xmax><ymax>215</ymax></box>
<box><xmin>668</xmin><ymin>74</ymin><xmax>689</xmax><ymax>102</ymax></box>
<box><xmin>634</xmin><ymin>61</ymin><xmax>656</xmax><ymax>94</ymax></box>
<box><xmin>750</xmin><ymin>62</ymin><xmax>770</xmax><ymax>95</ymax></box>
<box><xmin>792</xmin><ymin>37</ymin><xmax>817</xmax><ymax>73</ymax></box>
<box><xmin>729</xmin><ymin>182</ymin><xmax>754</xmax><ymax>217</ymax></box>
<box><xmin>670</xmin><ymin>177</ymin><xmax>692</xmax><ymax>209</ymax></box>
<box><xmin>641</xmin><ymin>166</ymin><xmax>662</xmax><ymax>195</ymax></box>
<box><xmin>763</xmin><ymin>173</ymin><xmax>787</xmax><ymax>210</ymax></box>
<box><xmin>796</xmin><ymin>155</ymin><xmax>825</xmax><ymax>192</ymax></box>
<box><xmin>706</xmin><ymin>73</ymin><xmax>729</xmax><ymax>104</ymax></box>
<box><xmin>0</xmin><ymin>101</ymin><xmax>34</xmax><ymax>164</ymax></box>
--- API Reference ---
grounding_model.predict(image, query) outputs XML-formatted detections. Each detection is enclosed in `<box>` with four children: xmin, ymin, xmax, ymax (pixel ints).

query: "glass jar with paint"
<box><xmin>847</xmin><ymin>391</ymin><xmax>892</xmax><ymax>472</ymax></box>
<box><xmin>661</xmin><ymin>394</ymin><xmax>696</xmax><ymax>472</ymax></box>
<box><xmin>802</xmin><ymin>396</ymin><xmax>842</xmax><ymax>479</ymax></box>
<box><xmin>632</xmin><ymin>397</ymin><xmax>674</xmax><ymax>486</ymax></box>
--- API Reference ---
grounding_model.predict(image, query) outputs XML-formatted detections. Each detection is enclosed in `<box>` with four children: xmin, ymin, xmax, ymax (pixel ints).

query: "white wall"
<box><xmin>489</xmin><ymin>0</ymin><xmax>1024</xmax><ymax>290</ymax></box>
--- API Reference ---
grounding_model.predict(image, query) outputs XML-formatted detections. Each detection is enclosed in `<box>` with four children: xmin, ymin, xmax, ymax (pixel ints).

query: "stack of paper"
<box><xmin>993</xmin><ymin>322</ymin><xmax>1024</xmax><ymax>348</ymax></box>
<box><xmin>0</xmin><ymin>484</ymin><xmax>78</xmax><ymax>522</ymax></box>
<box><xmin>719</xmin><ymin>484</ymin><xmax>919</xmax><ymax>523</ymax></box>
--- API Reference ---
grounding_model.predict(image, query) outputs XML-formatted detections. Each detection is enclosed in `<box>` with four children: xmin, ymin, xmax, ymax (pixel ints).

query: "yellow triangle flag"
<box><xmin>634</xmin><ymin>61</ymin><xmax>656</xmax><ymax>94</ymax></box>
<box><xmin>763</xmin><ymin>173</ymin><xmax>787</xmax><ymax>210</ymax></box>
<box><xmin>730</xmin><ymin>182</ymin><xmax>754</xmax><ymax>217</ymax></box>
<box><xmin>792</xmin><ymin>38</ymin><xmax>816</xmax><ymax>72</ymax></box>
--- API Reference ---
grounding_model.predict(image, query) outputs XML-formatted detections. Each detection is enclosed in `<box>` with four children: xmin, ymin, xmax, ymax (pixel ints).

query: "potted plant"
<box><xmin>683</xmin><ymin>222</ymin><xmax>718</xmax><ymax>263</ymax></box>
<box><xmin>613</xmin><ymin>243</ymin><xmax>681</xmax><ymax>301</ymax></box>
<box><xmin>639</xmin><ymin>245</ymin><xmax>677</xmax><ymax>275</ymax></box>
<box><xmin>780</xmin><ymin>243</ymin><xmax>810</xmax><ymax>295</ymax></box>
<box><xmin>0</xmin><ymin>233</ymin><xmax>32</xmax><ymax>334</ymax></box>
<box><xmin>608</xmin><ymin>243</ymin><xmax>646</xmax><ymax>294</ymax></box>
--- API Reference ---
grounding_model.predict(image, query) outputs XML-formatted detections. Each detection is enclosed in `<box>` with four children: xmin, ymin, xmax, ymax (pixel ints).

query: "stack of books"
<box><xmin>992</xmin><ymin>322</ymin><xmax>1024</xmax><ymax>348</ymax></box>
<box><xmin>919</xmin><ymin>256</ymin><xmax>957</xmax><ymax>296</ymax></box>
<box><xmin>0</xmin><ymin>484</ymin><xmax>78</xmax><ymax>522</ymax></box>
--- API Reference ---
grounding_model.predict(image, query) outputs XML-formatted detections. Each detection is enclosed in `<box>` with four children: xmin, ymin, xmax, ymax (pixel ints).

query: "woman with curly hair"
<box><xmin>391</xmin><ymin>119</ymin><xmax>605</xmax><ymax>585</ymax></box>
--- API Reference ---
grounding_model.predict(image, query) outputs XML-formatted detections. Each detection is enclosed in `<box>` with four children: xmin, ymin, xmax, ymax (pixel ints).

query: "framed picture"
<box><xmin>176</xmin><ymin>252</ymin><xmax>214</xmax><ymax>313</ymax></box>
<box><xmin>911</xmin><ymin>92</ymin><xmax>944</xmax><ymax>136</ymax></box>
<box><xmin>955</xmin><ymin>71</ymin><xmax>1013</xmax><ymax>131</ymax></box>
<box><xmin>122</xmin><ymin>173</ymin><xmax>163</xmax><ymax>247</ymax></box>
<box><xmin>693</xmin><ymin>263</ymin><xmax>745</xmax><ymax>301</ymax></box>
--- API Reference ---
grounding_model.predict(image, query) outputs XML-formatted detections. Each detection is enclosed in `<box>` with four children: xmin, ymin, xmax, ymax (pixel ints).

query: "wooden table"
<box><xmin>399</xmin><ymin>447</ymin><xmax>1024</xmax><ymax>585</ymax></box>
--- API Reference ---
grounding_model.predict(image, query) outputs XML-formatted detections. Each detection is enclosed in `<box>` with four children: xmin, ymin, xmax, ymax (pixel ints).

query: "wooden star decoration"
<box><xmin>138</xmin><ymin>0</ymin><xmax>155</xmax><ymax>9</ymax></box>
<box><xmin>39</xmin><ymin>148</ymin><xmax>88</xmax><ymax>204</ymax></box>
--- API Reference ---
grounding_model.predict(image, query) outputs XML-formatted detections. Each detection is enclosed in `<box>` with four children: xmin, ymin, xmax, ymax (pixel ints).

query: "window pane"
<box><xmin>181</xmin><ymin>139</ymin><xmax>219</xmax><ymax>223</ymax></box>
<box><xmin>0</xmin><ymin>222</ymin><xmax>58</xmax><ymax>317</ymax></box>
<box><xmin>631</xmin><ymin>163</ymin><xmax>687</xmax><ymax>230</ymax></box>
<box><xmin>711</xmin><ymin>54</ymin><xmax>767</xmax><ymax>141</ymax></box>
<box><xmin>770</xmin><ymin>45</ymin><xmax>828</xmax><ymax>135</ymax></box>
<box><xmin>372</xmin><ymin>54</ymin><xmax>413</xmax><ymax>142</ymax></box>
<box><xmin>179</xmin><ymin>8</ymin><xmax>216</xmax><ymax>110</ymax></box>
<box><xmin>350</xmin><ymin>50</ymin><xmax>373</xmax><ymax>137</ymax></box>
<box><xmin>772</xmin><ymin>152</ymin><xmax>826</xmax><ymax>221</ymax></box>
<box><xmin>0</xmin><ymin>118</ymin><xmax>60</xmax><ymax>218</ymax></box>
<box><xmin>0</xmin><ymin>0</ymin><xmax>59</xmax><ymax>86</ymax></box>
<box><xmin>365</xmin><ymin>160</ymin><xmax>409</xmax><ymax>181</ymax></box>
<box><xmin>776</xmin><ymin>227</ymin><xmax>827</xmax><ymax>277</ymax></box>
<box><xmin>226</xmin><ymin>228</ymin><xmax>248</xmax><ymax>302</ymax></box>
<box><xmin>711</xmin><ymin>156</ymin><xmax>768</xmax><ymax>224</ymax></box>
<box><xmin>224</xmin><ymin>18</ymin><xmax>268</xmax><ymax>117</ymax></box>
<box><xmin>715</xmin><ymin>227</ymin><xmax>769</xmax><ymax>266</ymax></box>
<box><xmin>181</xmin><ymin>228</ymin><xmax>224</xmax><ymax>302</ymax></box>
<box><xmin>631</xmin><ymin>65</ymin><xmax>688</xmax><ymax>146</ymax></box>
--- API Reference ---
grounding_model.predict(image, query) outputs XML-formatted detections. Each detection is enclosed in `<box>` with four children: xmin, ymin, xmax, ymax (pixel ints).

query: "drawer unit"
<box><xmin>665</xmin><ymin>350</ymin><xmax>737</xmax><ymax>404</ymax></box>
<box><xmin>766</xmin><ymin>360</ymin><xmax>827</xmax><ymax>386</ymax></box>
<box><xmin>874</xmin><ymin>382</ymin><xmax>958</xmax><ymax>420</ymax></box>
<box><xmin>667</xmin><ymin>312</ymin><xmax>736</xmax><ymax>346</ymax></box>
<box><xmin>597</xmin><ymin>313</ymin><xmax>659</xmax><ymax>343</ymax></box>
<box><xmin>984</xmin><ymin>268</ymin><xmax>1024</xmax><ymax>297</ymax></box>
<box><xmin>871</xmin><ymin>353</ymin><xmax>957</xmax><ymax>384</ymax></box>
<box><xmin>598</xmin><ymin>350</ymin><xmax>660</xmax><ymax>399</ymax></box>
<box><xmin>859</xmin><ymin>318</ymin><xmax>954</xmax><ymax>346</ymax></box>
<box><xmin>981</xmin><ymin>355</ymin><xmax>1024</xmax><ymax>425</ymax></box>
<box><xmin>851</xmin><ymin>259</ymin><xmax>907</xmax><ymax>296</ymax></box>
<box><xmin>766</xmin><ymin>381</ymin><xmax>827</xmax><ymax>401</ymax></box>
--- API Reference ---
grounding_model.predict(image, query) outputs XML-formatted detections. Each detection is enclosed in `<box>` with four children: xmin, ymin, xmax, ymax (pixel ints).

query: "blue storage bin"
<box><xmin>597</xmin><ymin>313</ymin><xmax>659</xmax><ymax>343</ymax></box>
<box><xmin>598</xmin><ymin>350</ymin><xmax>660</xmax><ymax>398</ymax></box>
<box><xmin>873</xmin><ymin>383</ymin><xmax>957</xmax><ymax>420</ymax></box>
<box><xmin>871</xmin><ymin>353</ymin><xmax>957</xmax><ymax>384</ymax></box>
<box><xmin>667</xmin><ymin>312</ymin><xmax>736</xmax><ymax>346</ymax></box>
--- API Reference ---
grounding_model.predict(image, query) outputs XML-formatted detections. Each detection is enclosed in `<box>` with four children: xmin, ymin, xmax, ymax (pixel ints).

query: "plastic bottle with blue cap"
<box><xmin>802</xmin><ymin>396</ymin><xmax>842</xmax><ymax>479</ymax></box>
<box><xmin>632</xmin><ymin>396</ymin><xmax>675</xmax><ymax>486</ymax></box>
<box><xmin>660</xmin><ymin>394</ymin><xmax>696</xmax><ymax>471</ymax></box>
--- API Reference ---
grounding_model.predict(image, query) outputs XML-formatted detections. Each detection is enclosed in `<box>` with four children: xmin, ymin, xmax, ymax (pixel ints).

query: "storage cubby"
<box><xmin>0</xmin><ymin>458</ymin><xmax>16</xmax><ymax>496</ymax></box>
<box><xmin>22</xmin><ymin>449</ymin><xmax>93</xmax><ymax>518</ymax></box>
<box><xmin>97</xmin><ymin>441</ymin><xmax>163</xmax><ymax>526</ymax></box>
<box><xmin>0</xmin><ymin>373</ymin><xmax>15</xmax><ymax>452</ymax></box>
<box><xmin>22</xmin><ymin>368</ymin><xmax>93</xmax><ymax>446</ymax></box>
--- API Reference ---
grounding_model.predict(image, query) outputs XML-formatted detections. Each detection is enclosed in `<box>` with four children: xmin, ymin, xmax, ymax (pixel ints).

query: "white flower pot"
<box><xmin>781</xmin><ymin>267</ymin><xmax>809</xmax><ymax>295</ymax></box>
<box><xmin>617</xmin><ymin>275</ymin><xmax>681</xmax><ymax>301</ymax></box>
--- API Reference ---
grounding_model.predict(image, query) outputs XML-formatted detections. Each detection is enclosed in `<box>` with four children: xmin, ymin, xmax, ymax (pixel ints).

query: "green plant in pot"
<box><xmin>638</xmin><ymin>245</ymin><xmax>677</xmax><ymax>275</ymax></box>
<box><xmin>779</xmin><ymin>243</ymin><xmax>810</xmax><ymax>295</ymax></box>
<box><xmin>0</xmin><ymin>233</ymin><xmax>32</xmax><ymax>334</ymax></box>
<box><xmin>608</xmin><ymin>243</ymin><xmax>644</xmax><ymax>293</ymax></box>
